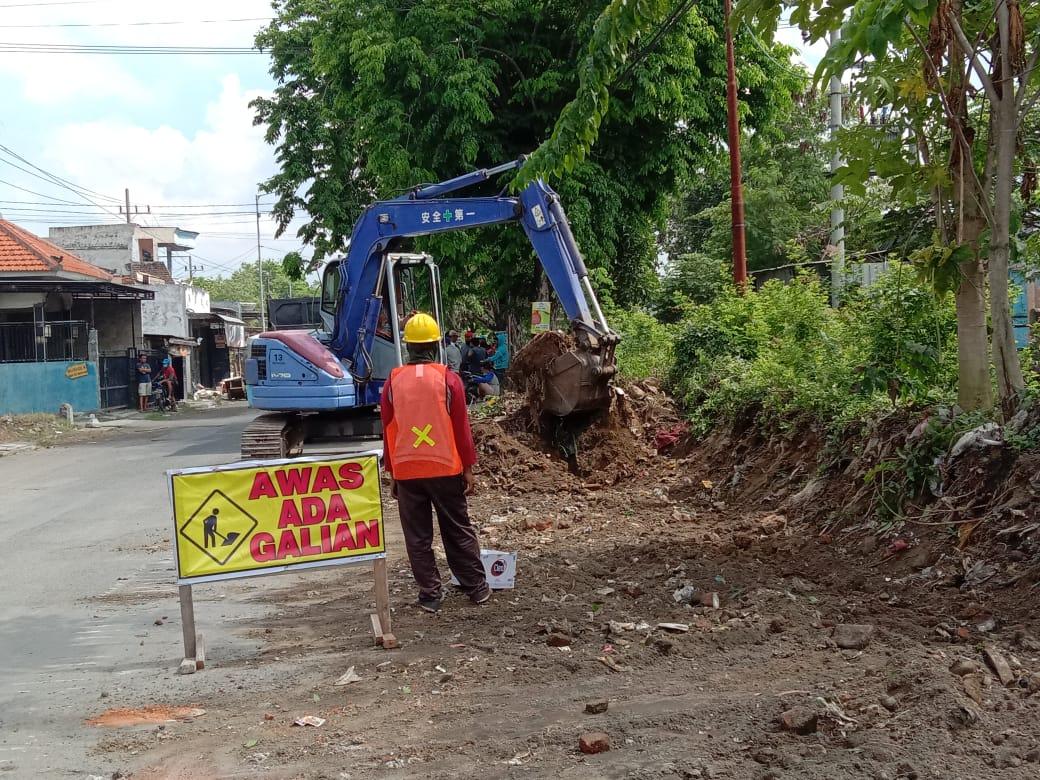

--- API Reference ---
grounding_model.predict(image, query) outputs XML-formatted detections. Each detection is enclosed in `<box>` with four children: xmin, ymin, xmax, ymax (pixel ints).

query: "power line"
<box><xmin>615</xmin><ymin>0</ymin><xmax>700</xmax><ymax>86</ymax></box>
<box><xmin>0</xmin><ymin>42</ymin><xmax>263</xmax><ymax>54</ymax></box>
<box><xmin>0</xmin><ymin>143</ymin><xmax>121</xmax><ymax>202</ymax></box>
<box><xmin>0</xmin><ymin>157</ymin><xmax>123</xmax><ymax>220</ymax></box>
<box><xmin>0</xmin><ymin>17</ymin><xmax>272</xmax><ymax>29</ymax></box>
<box><xmin>0</xmin><ymin>181</ymin><xmax>85</xmax><ymax>205</ymax></box>
<box><xmin>0</xmin><ymin>0</ymin><xmax>102</xmax><ymax>6</ymax></box>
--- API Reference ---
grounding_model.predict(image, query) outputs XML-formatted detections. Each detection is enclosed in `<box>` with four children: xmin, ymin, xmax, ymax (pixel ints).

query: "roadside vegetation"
<box><xmin>254</xmin><ymin>0</ymin><xmax>1039</xmax><ymax>528</ymax></box>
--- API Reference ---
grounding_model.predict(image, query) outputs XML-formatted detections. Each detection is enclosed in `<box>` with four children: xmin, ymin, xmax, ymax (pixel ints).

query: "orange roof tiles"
<box><xmin>0</xmin><ymin>219</ymin><xmax>113</xmax><ymax>281</ymax></box>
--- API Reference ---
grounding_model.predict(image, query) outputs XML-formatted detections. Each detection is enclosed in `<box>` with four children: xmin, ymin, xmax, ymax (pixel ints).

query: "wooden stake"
<box><xmin>372</xmin><ymin>557</ymin><xmax>392</xmax><ymax>647</ymax></box>
<box><xmin>195</xmin><ymin>632</ymin><xmax>206</xmax><ymax>671</ymax></box>
<box><xmin>179</xmin><ymin>584</ymin><xmax>197</xmax><ymax>660</ymax></box>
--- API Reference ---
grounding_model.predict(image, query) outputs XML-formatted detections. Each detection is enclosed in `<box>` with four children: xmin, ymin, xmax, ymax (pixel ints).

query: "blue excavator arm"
<box><xmin>333</xmin><ymin>159</ymin><xmax>614</xmax><ymax>403</ymax></box>
<box><xmin>244</xmin><ymin>159</ymin><xmax>618</xmax><ymax>440</ymax></box>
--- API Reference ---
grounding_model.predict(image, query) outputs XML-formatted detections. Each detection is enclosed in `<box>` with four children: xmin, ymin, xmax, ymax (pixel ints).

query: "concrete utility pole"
<box><xmin>724</xmin><ymin>0</ymin><xmax>748</xmax><ymax>289</ymax></box>
<box><xmin>829</xmin><ymin>29</ymin><xmax>846</xmax><ymax>306</ymax></box>
<box><xmin>256</xmin><ymin>193</ymin><xmax>267</xmax><ymax>332</ymax></box>
<box><xmin>124</xmin><ymin>188</ymin><xmax>131</xmax><ymax>224</ymax></box>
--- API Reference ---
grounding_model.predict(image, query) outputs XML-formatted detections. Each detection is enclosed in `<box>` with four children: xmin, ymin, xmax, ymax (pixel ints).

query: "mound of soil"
<box><xmin>471</xmin><ymin>378</ymin><xmax>683</xmax><ymax>489</ymax></box>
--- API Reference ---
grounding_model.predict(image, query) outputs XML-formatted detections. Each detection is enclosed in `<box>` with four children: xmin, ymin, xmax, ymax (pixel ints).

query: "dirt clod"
<box><xmin>983</xmin><ymin>646</ymin><xmax>1015</xmax><ymax>686</ymax></box>
<box><xmin>578</xmin><ymin>732</ymin><xmax>610</xmax><ymax>754</ymax></box>
<box><xmin>585</xmin><ymin>699</ymin><xmax>609</xmax><ymax>715</ymax></box>
<box><xmin>950</xmin><ymin>658</ymin><xmax>980</xmax><ymax>676</ymax></box>
<box><xmin>833</xmin><ymin>623</ymin><xmax>874</xmax><ymax>650</ymax></box>
<box><xmin>779</xmin><ymin>707</ymin><xmax>818</xmax><ymax>735</ymax></box>
<box><xmin>546</xmin><ymin>632</ymin><xmax>572</xmax><ymax>647</ymax></box>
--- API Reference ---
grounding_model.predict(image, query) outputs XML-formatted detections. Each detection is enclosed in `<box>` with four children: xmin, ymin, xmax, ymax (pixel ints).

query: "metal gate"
<box><xmin>99</xmin><ymin>353</ymin><xmax>131</xmax><ymax>410</ymax></box>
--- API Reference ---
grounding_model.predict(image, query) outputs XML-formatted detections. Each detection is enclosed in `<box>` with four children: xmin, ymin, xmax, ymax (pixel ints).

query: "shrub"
<box><xmin>670</xmin><ymin>274</ymin><xmax>872</xmax><ymax>431</ymax></box>
<box><xmin>607</xmin><ymin>307</ymin><xmax>677</xmax><ymax>381</ymax></box>
<box><xmin>842</xmin><ymin>263</ymin><xmax>957</xmax><ymax>405</ymax></box>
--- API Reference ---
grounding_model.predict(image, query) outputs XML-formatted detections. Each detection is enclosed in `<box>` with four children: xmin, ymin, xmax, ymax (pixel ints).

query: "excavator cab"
<box><xmin>320</xmin><ymin>252</ymin><xmax>445</xmax><ymax>382</ymax></box>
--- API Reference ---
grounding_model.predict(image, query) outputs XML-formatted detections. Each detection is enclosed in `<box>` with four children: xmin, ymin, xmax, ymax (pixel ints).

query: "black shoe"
<box><xmin>418</xmin><ymin>597</ymin><xmax>442</xmax><ymax>613</ymax></box>
<box><xmin>469</xmin><ymin>587</ymin><xmax>491</xmax><ymax>605</ymax></box>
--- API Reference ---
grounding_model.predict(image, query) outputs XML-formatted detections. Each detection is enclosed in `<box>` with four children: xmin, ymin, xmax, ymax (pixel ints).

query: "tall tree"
<box><xmin>739</xmin><ymin>0</ymin><xmax>1039</xmax><ymax>413</ymax></box>
<box><xmin>253</xmin><ymin>0</ymin><xmax>801</xmax><ymax>320</ymax></box>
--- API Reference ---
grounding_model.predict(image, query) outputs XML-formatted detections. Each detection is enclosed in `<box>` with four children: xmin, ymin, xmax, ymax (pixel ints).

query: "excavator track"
<box><xmin>240</xmin><ymin>413</ymin><xmax>303</xmax><ymax>460</ymax></box>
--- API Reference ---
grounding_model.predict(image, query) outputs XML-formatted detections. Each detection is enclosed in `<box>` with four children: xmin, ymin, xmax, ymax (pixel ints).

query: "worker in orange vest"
<box><xmin>380</xmin><ymin>312</ymin><xmax>490</xmax><ymax>613</ymax></box>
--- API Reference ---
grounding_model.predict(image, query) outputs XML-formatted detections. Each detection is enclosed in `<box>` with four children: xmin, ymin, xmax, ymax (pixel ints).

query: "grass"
<box><xmin>0</xmin><ymin>412</ymin><xmax>76</xmax><ymax>446</ymax></box>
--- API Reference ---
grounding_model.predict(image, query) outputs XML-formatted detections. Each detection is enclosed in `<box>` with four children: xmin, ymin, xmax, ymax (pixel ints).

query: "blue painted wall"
<box><xmin>0</xmin><ymin>361</ymin><xmax>100</xmax><ymax>415</ymax></box>
<box><xmin>1011</xmin><ymin>270</ymin><xmax>1030</xmax><ymax>349</ymax></box>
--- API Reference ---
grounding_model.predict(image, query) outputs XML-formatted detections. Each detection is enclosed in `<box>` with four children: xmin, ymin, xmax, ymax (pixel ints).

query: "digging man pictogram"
<box><xmin>203</xmin><ymin>508</ymin><xmax>219</xmax><ymax>548</ymax></box>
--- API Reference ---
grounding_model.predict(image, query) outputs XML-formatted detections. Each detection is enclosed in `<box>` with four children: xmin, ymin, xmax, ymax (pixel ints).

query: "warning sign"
<box><xmin>169</xmin><ymin>453</ymin><xmax>384</xmax><ymax>584</ymax></box>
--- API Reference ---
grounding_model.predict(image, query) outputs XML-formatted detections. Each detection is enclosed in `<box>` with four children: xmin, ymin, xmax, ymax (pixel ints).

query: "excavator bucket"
<box><xmin>511</xmin><ymin>329</ymin><xmax>617</xmax><ymax>417</ymax></box>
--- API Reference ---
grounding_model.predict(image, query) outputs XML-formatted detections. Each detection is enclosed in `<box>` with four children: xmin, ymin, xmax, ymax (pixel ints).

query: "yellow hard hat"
<box><xmin>403</xmin><ymin>312</ymin><xmax>441</xmax><ymax>343</ymax></box>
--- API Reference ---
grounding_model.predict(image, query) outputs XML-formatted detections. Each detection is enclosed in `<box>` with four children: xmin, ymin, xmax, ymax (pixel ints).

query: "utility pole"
<box><xmin>256</xmin><ymin>193</ymin><xmax>267</xmax><ymax>332</ymax></box>
<box><xmin>724</xmin><ymin>0</ymin><xmax>748</xmax><ymax>289</ymax></box>
<box><xmin>188</xmin><ymin>254</ymin><xmax>201</xmax><ymax>284</ymax></box>
<box><xmin>124</xmin><ymin>188</ymin><xmax>131</xmax><ymax>224</ymax></box>
<box><xmin>829</xmin><ymin>29</ymin><xmax>846</xmax><ymax>306</ymax></box>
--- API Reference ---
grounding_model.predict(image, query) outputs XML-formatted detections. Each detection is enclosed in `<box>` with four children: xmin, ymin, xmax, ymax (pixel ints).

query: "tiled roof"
<box><xmin>0</xmin><ymin>220</ymin><xmax>113</xmax><ymax>281</ymax></box>
<box><xmin>129</xmin><ymin>261</ymin><xmax>173</xmax><ymax>284</ymax></box>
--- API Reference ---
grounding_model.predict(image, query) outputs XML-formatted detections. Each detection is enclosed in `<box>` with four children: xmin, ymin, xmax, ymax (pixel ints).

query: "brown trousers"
<box><xmin>396</xmin><ymin>475</ymin><xmax>487</xmax><ymax>600</ymax></box>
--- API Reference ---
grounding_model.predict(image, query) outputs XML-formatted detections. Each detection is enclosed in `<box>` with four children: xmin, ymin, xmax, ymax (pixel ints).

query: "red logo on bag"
<box><xmin>490</xmin><ymin>559</ymin><xmax>506</xmax><ymax>576</ymax></box>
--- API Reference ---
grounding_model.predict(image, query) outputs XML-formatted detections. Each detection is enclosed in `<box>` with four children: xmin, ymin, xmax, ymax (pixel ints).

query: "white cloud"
<box><xmin>0</xmin><ymin>0</ymin><xmax>270</xmax><ymax>104</ymax></box>
<box><xmin>48</xmin><ymin>75</ymin><xmax>268</xmax><ymax>203</ymax></box>
<box><xmin>41</xmin><ymin>74</ymin><xmax>307</xmax><ymax>273</ymax></box>
<box><xmin>0</xmin><ymin>46</ymin><xmax>150</xmax><ymax>104</ymax></box>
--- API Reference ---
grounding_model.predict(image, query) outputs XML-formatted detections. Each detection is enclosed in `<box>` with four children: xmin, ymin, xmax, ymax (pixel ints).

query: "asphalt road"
<box><xmin>0</xmin><ymin>406</ymin><xmax>268</xmax><ymax>776</ymax></box>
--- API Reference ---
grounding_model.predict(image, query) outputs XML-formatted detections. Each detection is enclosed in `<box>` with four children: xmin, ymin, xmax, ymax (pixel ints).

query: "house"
<box><xmin>48</xmin><ymin>223</ymin><xmax>199</xmax><ymax>277</ymax></box>
<box><xmin>0</xmin><ymin>220</ymin><xmax>153</xmax><ymax>414</ymax></box>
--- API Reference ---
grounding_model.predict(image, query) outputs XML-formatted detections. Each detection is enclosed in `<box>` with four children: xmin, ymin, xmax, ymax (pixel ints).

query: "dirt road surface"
<box><xmin>2</xmin><ymin>404</ymin><xmax>1039</xmax><ymax>779</ymax></box>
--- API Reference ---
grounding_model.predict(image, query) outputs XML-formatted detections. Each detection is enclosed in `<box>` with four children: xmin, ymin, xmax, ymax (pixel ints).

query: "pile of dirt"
<box><xmin>670</xmin><ymin>403</ymin><xmax>1040</xmax><ymax>594</ymax></box>
<box><xmin>472</xmin><ymin>378</ymin><xmax>683</xmax><ymax>489</ymax></box>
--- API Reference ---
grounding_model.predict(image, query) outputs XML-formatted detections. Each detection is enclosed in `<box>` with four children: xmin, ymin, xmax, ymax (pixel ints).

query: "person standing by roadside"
<box><xmin>380</xmin><ymin>312</ymin><xmax>490</xmax><ymax>613</ymax></box>
<box><xmin>489</xmin><ymin>331</ymin><xmax>510</xmax><ymax>387</ymax></box>
<box><xmin>136</xmin><ymin>354</ymin><xmax>152</xmax><ymax>412</ymax></box>
<box><xmin>444</xmin><ymin>330</ymin><xmax>462</xmax><ymax>373</ymax></box>
<box><xmin>461</xmin><ymin>333</ymin><xmax>486</xmax><ymax>376</ymax></box>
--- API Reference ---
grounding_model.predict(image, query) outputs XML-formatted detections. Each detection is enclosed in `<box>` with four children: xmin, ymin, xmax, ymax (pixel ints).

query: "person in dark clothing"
<box><xmin>381</xmin><ymin>312</ymin><xmax>489</xmax><ymax>614</ymax></box>
<box><xmin>136</xmin><ymin>354</ymin><xmax>152</xmax><ymax>412</ymax></box>
<box><xmin>461</xmin><ymin>336</ymin><xmax>486</xmax><ymax>376</ymax></box>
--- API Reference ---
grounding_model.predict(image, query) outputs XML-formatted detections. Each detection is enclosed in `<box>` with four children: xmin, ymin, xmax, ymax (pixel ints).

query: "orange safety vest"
<box><xmin>385</xmin><ymin>362</ymin><xmax>463</xmax><ymax>480</ymax></box>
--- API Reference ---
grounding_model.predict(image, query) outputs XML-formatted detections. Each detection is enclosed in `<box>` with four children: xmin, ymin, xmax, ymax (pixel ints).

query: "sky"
<box><xmin>0</xmin><ymin>1</ymin><xmax>824</xmax><ymax>284</ymax></box>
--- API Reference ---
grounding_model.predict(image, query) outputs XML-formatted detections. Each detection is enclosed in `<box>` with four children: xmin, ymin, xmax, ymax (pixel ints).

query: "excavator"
<box><xmin>242</xmin><ymin>159</ymin><xmax>618</xmax><ymax>459</ymax></box>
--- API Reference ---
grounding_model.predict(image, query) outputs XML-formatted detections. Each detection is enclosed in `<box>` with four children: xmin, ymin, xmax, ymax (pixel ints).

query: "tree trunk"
<box><xmin>988</xmin><ymin>0</ymin><xmax>1026</xmax><ymax>414</ymax></box>
<box><xmin>955</xmin><ymin>217</ymin><xmax>992</xmax><ymax>412</ymax></box>
<box><xmin>948</xmin><ymin>0</ymin><xmax>993</xmax><ymax>411</ymax></box>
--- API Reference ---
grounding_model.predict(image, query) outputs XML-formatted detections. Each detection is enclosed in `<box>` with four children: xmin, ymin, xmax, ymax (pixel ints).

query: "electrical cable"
<box><xmin>0</xmin><ymin>42</ymin><xmax>264</xmax><ymax>54</ymax></box>
<box><xmin>0</xmin><ymin>17</ymin><xmax>272</xmax><ymax>29</ymax></box>
<box><xmin>0</xmin><ymin>143</ymin><xmax>121</xmax><ymax>202</ymax></box>
<box><xmin>0</xmin><ymin>182</ymin><xmax>85</xmax><ymax>205</ymax></box>
<box><xmin>614</xmin><ymin>0</ymin><xmax>699</xmax><ymax>87</ymax></box>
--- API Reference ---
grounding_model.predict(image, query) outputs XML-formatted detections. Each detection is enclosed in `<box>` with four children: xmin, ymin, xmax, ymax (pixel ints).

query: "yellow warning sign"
<box><xmin>169</xmin><ymin>454</ymin><xmax>384</xmax><ymax>584</ymax></box>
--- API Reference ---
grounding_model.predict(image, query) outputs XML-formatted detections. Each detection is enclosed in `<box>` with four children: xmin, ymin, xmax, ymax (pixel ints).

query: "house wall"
<box><xmin>0</xmin><ymin>360</ymin><xmax>100</xmax><ymax>414</ymax></box>
<box><xmin>91</xmin><ymin>299</ymin><xmax>142</xmax><ymax>353</ymax></box>
<box><xmin>48</xmin><ymin>224</ymin><xmax>135</xmax><ymax>273</ymax></box>
<box><xmin>141</xmin><ymin>284</ymin><xmax>209</xmax><ymax>339</ymax></box>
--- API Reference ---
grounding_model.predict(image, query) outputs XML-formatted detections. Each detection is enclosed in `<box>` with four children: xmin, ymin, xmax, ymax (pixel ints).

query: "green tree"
<box><xmin>253</xmin><ymin>0</ymin><xmax>801</xmax><ymax>322</ymax></box>
<box><xmin>193</xmin><ymin>260</ymin><xmax>319</xmax><ymax>304</ymax></box>
<box><xmin>740</xmin><ymin>0</ymin><xmax>1039</xmax><ymax>413</ymax></box>
<box><xmin>665</xmin><ymin>92</ymin><xmax>831</xmax><ymax>271</ymax></box>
